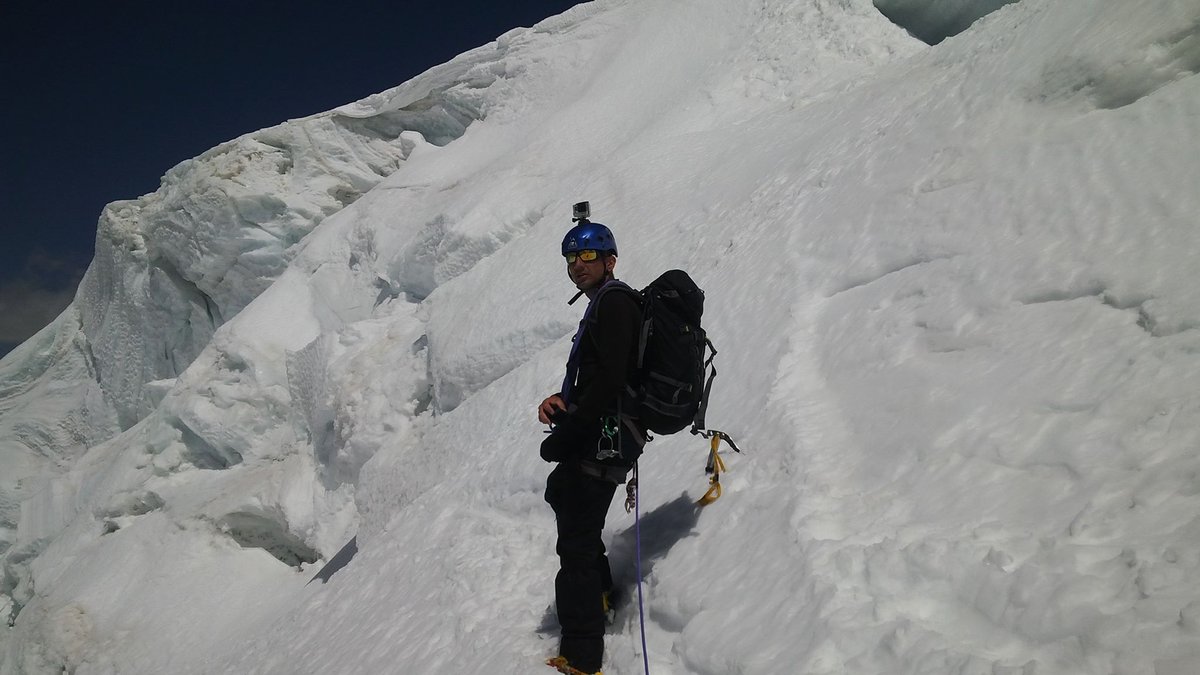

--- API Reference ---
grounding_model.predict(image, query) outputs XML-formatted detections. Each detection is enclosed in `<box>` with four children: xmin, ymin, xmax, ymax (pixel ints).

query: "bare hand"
<box><xmin>538</xmin><ymin>394</ymin><xmax>567</xmax><ymax>425</ymax></box>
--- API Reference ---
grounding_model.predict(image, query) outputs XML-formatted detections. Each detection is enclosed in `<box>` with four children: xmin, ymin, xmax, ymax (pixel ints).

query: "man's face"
<box><xmin>566</xmin><ymin>249</ymin><xmax>613</xmax><ymax>291</ymax></box>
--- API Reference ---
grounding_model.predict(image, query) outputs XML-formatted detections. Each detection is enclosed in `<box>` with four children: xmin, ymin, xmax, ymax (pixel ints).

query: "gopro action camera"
<box><xmin>572</xmin><ymin>201</ymin><xmax>590</xmax><ymax>222</ymax></box>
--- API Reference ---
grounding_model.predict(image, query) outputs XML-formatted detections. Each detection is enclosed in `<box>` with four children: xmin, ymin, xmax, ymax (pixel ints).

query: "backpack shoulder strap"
<box><xmin>587</xmin><ymin>280</ymin><xmax>648</xmax><ymax>380</ymax></box>
<box><xmin>588</xmin><ymin>279</ymin><xmax>642</xmax><ymax>323</ymax></box>
<box><xmin>593</xmin><ymin>278</ymin><xmax>638</xmax><ymax>301</ymax></box>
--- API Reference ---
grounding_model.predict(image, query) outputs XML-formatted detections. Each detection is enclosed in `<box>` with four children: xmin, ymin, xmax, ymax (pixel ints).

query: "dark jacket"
<box><xmin>541</xmin><ymin>285</ymin><xmax>642</xmax><ymax>465</ymax></box>
<box><xmin>565</xmin><ymin>288</ymin><xmax>641</xmax><ymax>423</ymax></box>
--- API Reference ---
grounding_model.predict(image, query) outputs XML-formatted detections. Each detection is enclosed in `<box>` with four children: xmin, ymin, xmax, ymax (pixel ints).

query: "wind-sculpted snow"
<box><xmin>0</xmin><ymin>308</ymin><xmax>119</xmax><ymax>631</ymax></box>
<box><xmin>78</xmin><ymin>98</ymin><xmax>468</xmax><ymax>431</ymax></box>
<box><xmin>0</xmin><ymin>6</ymin><xmax>590</xmax><ymax>630</ymax></box>
<box><xmin>1</xmin><ymin>1</ymin><xmax>622</xmax><ymax>664</ymax></box>
<box><xmin>5</xmin><ymin>0</ymin><xmax>1200</xmax><ymax>673</ymax></box>
<box><xmin>0</xmin><ymin>4</ymin><xmax>558</xmax><ymax>471</ymax></box>
<box><xmin>0</xmin><ymin>108</ymin><xmax>438</xmax><ymax>637</ymax></box>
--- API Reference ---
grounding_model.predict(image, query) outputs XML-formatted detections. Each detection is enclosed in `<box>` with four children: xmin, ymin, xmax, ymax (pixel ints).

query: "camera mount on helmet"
<box><xmin>572</xmin><ymin>201</ymin><xmax>591</xmax><ymax>223</ymax></box>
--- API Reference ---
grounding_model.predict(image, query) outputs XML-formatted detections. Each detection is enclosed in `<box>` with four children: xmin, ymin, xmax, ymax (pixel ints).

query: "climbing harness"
<box><xmin>695</xmin><ymin>429</ymin><xmax>741</xmax><ymax>507</ymax></box>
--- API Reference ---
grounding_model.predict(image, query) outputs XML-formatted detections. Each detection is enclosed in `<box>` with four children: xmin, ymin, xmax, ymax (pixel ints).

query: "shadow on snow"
<box><xmin>538</xmin><ymin>493</ymin><xmax>701</xmax><ymax>636</ymax></box>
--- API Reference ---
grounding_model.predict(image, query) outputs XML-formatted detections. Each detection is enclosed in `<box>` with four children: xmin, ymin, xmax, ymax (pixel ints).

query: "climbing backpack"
<box><xmin>597</xmin><ymin>270</ymin><xmax>717</xmax><ymax>436</ymax></box>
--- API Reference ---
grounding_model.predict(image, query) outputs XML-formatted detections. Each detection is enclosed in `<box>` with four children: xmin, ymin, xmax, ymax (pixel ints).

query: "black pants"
<box><xmin>545</xmin><ymin>462</ymin><xmax>619</xmax><ymax>672</ymax></box>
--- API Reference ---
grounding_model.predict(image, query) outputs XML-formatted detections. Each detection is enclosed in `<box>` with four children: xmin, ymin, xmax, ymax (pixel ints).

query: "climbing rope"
<box><xmin>632</xmin><ymin>462</ymin><xmax>650</xmax><ymax>675</ymax></box>
<box><xmin>623</xmin><ymin>427</ymin><xmax>743</xmax><ymax>675</ymax></box>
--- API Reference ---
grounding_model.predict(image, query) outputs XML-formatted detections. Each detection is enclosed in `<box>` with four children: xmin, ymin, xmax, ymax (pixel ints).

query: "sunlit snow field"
<box><xmin>3</xmin><ymin>0</ymin><xmax>1200</xmax><ymax>673</ymax></box>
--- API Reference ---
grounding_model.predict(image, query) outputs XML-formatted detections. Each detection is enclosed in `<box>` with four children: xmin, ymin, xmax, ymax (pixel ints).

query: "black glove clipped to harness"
<box><xmin>540</xmin><ymin>410</ymin><xmax>592</xmax><ymax>463</ymax></box>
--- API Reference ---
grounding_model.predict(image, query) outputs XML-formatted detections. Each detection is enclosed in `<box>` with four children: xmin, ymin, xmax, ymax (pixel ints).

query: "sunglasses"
<box><xmin>564</xmin><ymin>249</ymin><xmax>601</xmax><ymax>263</ymax></box>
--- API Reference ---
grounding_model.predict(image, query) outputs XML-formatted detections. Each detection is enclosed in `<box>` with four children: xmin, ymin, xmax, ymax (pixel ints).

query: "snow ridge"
<box><xmin>4</xmin><ymin>0</ymin><xmax>1200</xmax><ymax>673</ymax></box>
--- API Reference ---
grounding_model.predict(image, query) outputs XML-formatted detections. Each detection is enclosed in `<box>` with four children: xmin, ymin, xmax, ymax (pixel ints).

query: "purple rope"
<box><xmin>634</xmin><ymin>463</ymin><xmax>650</xmax><ymax>675</ymax></box>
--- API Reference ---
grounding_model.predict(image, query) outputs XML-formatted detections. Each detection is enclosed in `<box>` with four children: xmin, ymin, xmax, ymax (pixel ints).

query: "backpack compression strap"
<box><xmin>690</xmin><ymin>338</ymin><xmax>718</xmax><ymax>434</ymax></box>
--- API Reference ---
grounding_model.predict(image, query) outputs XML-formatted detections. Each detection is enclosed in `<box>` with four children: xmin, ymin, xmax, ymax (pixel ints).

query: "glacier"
<box><xmin>2</xmin><ymin>0</ymin><xmax>1200</xmax><ymax>673</ymax></box>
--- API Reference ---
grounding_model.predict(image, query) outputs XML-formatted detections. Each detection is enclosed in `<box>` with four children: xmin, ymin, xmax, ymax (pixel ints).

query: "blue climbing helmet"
<box><xmin>561</xmin><ymin>221</ymin><xmax>617</xmax><ymax>257</ymax></box>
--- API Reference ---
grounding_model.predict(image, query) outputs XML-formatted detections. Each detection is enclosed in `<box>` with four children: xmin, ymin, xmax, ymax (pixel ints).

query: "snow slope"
<box><xmin>0</xmin><ymin>10</ymin><xmax>585</xmax><ymax>629</ymax></box>
<box><xmin>4</xmin><ymin>0</ymin><xmax>1200</xmax><ymax>673</ymax></box>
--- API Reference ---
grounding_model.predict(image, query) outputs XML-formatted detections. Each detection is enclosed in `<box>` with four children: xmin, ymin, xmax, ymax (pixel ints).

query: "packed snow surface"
<box><xmin>3</xmin><ymin>0</ymin><xmax>1200</xmax><ymax>673</ymax></box>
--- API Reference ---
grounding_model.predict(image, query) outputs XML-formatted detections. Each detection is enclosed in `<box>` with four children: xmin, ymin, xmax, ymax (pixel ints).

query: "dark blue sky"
<box><xmin>0</xmin><ymin>0</ymin><xmax>581</xmax><ymax>357</ymax></box>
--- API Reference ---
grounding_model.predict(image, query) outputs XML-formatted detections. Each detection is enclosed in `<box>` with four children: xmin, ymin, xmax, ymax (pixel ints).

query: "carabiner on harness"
<box><xmin>595</xmin><ymin>415</ymin><xmax>620</xmax><ymax>461</ymax></box>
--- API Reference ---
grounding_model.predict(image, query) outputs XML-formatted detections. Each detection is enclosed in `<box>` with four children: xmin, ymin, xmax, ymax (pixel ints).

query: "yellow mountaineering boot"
<box><xmin>546</xmin><ymin>656</ymin><xmax>602</xmax><ymax>675</ymax></box>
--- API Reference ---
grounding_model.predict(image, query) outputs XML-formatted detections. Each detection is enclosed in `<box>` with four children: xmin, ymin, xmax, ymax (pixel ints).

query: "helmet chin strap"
<box><xmin>567</xmin><ymin>270</ymin><xmax>615</xmax><ymax>305</ymax></box>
